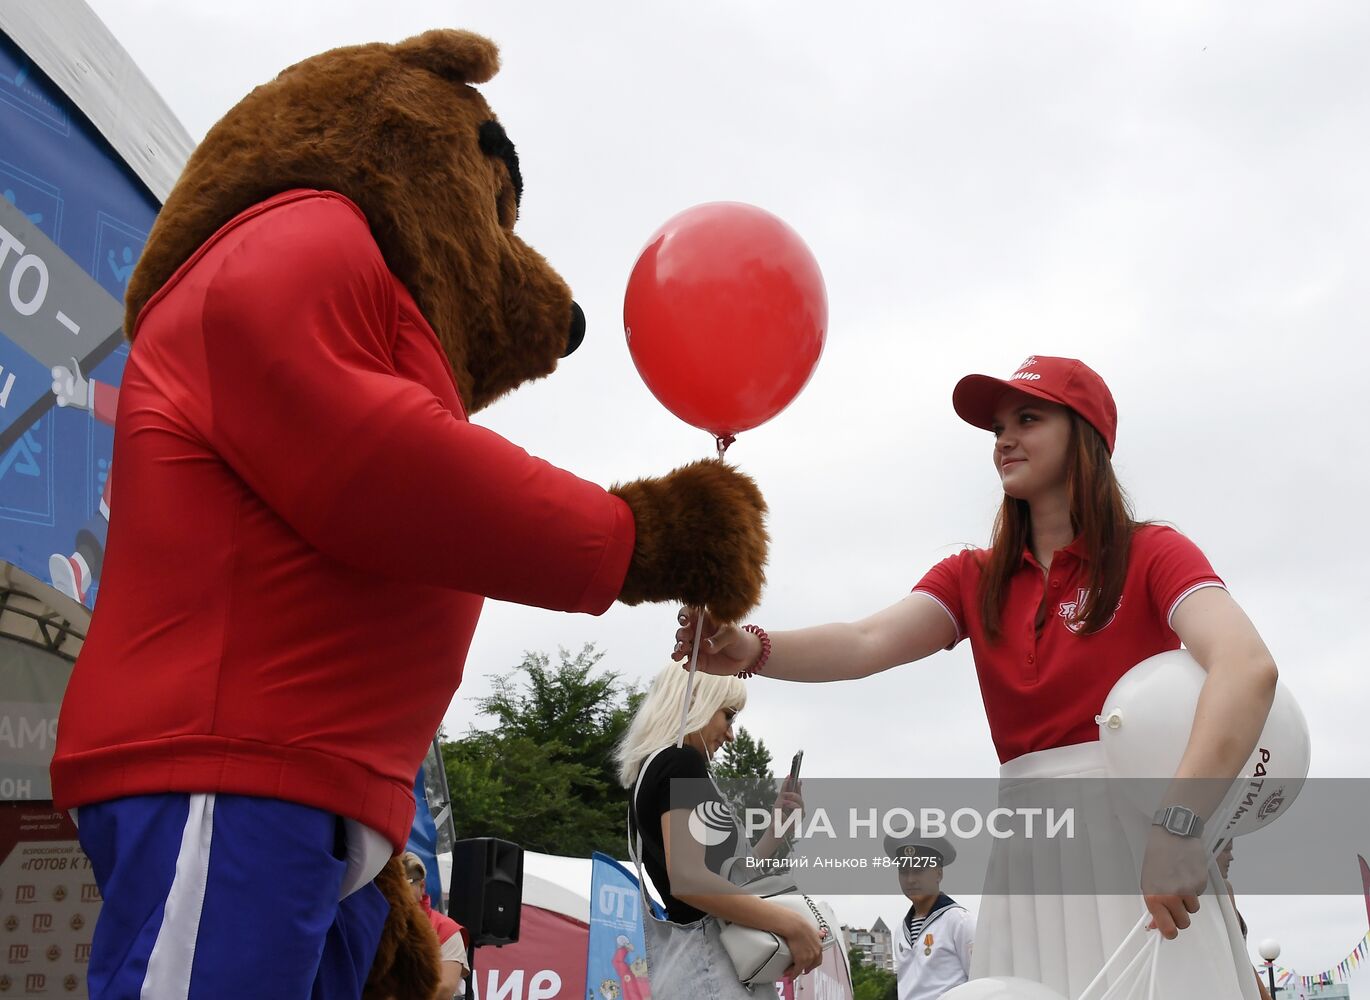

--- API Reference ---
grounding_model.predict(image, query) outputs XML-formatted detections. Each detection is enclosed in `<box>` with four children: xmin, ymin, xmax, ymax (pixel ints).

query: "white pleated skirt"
<box><xmin>969</xmin><ymin>741</ymin><xmax>1259</xmax><ymax>1000</ymax></box>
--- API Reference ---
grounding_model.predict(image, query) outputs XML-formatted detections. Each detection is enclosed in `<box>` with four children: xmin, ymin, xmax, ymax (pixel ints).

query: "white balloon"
<box><xmin>941</xmin><ymin>977</ymin><xmax>1069</xmax><ymax>1000</ymax></box>
<box><xmin>1223</xmin><ymin>684</ymin><xmax>1310</xmax><ymax>837</ymax></box>
<box><xmin>1096</xmin><ymin>649</ymin><xmax>1310</xmax><ymax>835</ymax></box>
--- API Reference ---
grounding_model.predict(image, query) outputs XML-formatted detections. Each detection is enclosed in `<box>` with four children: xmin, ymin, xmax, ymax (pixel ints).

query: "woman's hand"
<box><xmin>672</xmin><ymin>607</ymin><xmax>760</xmax><ymax>676</ymax></box>
<box><xmin>773</xmin><ymin>779</ymin><xmax>804</xmax><ymax>826</ymax></box>
<box><xmin>772</xmin><ymin>907</ymin><xmax>826</xmax><ymax>979</ymax></box>
<box><xmin>1140</xmin><ymin>827</ymin><xmax>1209</xmax><ymax>939</ymax></box>
<box><xmin>754</xmin><ymin>779</ymin><xmax>804</xmax><ymax>859</ymax></box>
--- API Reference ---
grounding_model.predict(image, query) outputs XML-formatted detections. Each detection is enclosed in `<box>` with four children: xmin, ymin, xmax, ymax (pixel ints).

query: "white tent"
<box><xmin>438</xmin><ymin>849</ymin><xmax>641</xmax><ymax>924</ymax></box>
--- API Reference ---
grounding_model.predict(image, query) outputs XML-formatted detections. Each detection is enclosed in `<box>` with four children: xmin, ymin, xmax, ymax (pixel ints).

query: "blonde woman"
<box><xmin>615</xmin><ymin>664</ymin><xmax>823</xmax><ymax>995</ymax></box>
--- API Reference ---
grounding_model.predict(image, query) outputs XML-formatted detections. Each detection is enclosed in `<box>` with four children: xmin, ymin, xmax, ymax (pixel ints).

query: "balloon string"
<box><xmin>1077</xmin><ymin>914</ymin><xmax>1151</xmax><ymax>1000</ymax></box>
<box><xmin>715</xmin><ymin>434</ymin><xmax>735</xmax><ymax>459</ymax></box>
<box><xmin>676</xmin><ymin>612</ymin><xmax>705</xmax><ymax>749</ymax></box>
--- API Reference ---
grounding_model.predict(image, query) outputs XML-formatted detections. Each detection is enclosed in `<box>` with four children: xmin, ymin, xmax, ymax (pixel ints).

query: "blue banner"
<box><xmin>407</xmin><ymin>766</ymin><xmax>443</xmax><ymax>908</ymax></box>
<box><xmin>586</xmin><ymin>853</ymin><xmax>661</xmax><ymax>1000</ymax></box>
<box><xmin>0</xmin><ymin>30</ymin><xmax>160</xmax><ymax>609</ymax></box>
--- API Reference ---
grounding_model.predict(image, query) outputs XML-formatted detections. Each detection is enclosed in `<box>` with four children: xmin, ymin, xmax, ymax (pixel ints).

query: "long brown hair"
<box><xmin>978</xmin><ymin>412</ymin><xmax>1139</xmax><ymax>641</ymax></box>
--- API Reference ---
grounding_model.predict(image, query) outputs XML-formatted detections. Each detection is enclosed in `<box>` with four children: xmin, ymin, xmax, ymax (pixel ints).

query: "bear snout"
<box><xmin>563</xmin><ymin>301</ymin><xmax>586</xmax><ymax>357</ymax></box>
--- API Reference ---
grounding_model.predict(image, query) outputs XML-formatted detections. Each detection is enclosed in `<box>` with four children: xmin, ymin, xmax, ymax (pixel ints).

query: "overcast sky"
<box><xmin>85</xmin><ymin>0</ymin><xmax>1370</xmax><ymax>984</ymax></box>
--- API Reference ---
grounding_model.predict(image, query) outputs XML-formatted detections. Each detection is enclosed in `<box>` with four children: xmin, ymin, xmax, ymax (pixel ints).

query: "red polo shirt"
<box><xmin>913</xmin><ymin>525</ymin><xmax>1223</xmax><ymax>763</ymax></box>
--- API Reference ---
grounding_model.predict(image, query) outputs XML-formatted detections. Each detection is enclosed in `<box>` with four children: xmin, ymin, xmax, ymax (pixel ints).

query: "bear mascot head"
<box><xmin>128</xmin><ymin>30</ymin><xmax>580</xmax><ymax>416</ymax></box>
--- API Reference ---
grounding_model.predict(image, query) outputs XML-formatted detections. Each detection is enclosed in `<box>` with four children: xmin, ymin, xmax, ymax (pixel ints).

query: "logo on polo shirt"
<box><xmin>1059</xmin><ymin>590</ymin><xmax>1121</xmax><ymax>634</ymax></box>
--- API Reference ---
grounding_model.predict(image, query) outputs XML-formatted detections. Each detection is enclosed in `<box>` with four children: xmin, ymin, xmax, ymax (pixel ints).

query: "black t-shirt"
<box><xmin>631</xmin><ymin>745</ymin><xmax>741</xmax><ymax>923</ymax></box>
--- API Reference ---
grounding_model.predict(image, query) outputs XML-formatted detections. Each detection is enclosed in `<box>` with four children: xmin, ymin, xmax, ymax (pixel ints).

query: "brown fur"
<box><xmin>363</xmin><ymin>858</ymin><xmax>443</xmax><ymax>1000</ymax></box>
<box><xmin>124</xmin><ymin>29</ymin><xmax>571</xmax><ymax>414</ymax></box>
<box><xmin>611</xmin><ymin>460</ymin><xmax>768</xmax><ymax>623</ymax></box>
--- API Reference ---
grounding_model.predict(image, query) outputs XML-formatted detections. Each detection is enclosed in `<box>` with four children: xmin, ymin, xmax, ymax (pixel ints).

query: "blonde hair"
<box><xmin>399</xmin><ymin>851</ymin><xmax>425</xmax><ymax>881</ymax></box>
<box><xmin>614</xmin><ymin>663</ymin><xmax>747</xmax><ymax>788</ymax></box>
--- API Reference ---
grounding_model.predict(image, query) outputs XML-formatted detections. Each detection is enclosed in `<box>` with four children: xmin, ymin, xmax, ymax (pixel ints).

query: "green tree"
<box><xmin>712</xmin><ymin>726</ymin><xmax>773</xmax><ymax>784</ymax></box>
<box><xmin>847</xmin><ymin>946</ymin><xmax>898</xmax><ymax>1000</ymax></box>
<box><xmin>440</xmin><ymin>644</ymin><xmax>641</xmax><ymax>857</ymax></box>
<box><xmin>712</xmin><ymin>726</ymin><xmax>783</xmax><ymax>843</ymax></box>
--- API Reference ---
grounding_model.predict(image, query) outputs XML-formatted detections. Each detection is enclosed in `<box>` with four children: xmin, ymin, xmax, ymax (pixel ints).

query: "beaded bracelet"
<box><xmin>737</xmin><ymin>624</ymin><xmax>771</xmax><ymax>679</ymax></box>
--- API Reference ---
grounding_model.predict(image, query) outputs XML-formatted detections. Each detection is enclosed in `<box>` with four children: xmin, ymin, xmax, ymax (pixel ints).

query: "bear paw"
<box><xmin>610</xmin><ymin>460</ymin><xmax>767</xmax><ymax>623</ymax></box>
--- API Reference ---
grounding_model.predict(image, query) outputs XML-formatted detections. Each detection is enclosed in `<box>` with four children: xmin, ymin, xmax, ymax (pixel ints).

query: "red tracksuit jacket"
<box><xmin>51</xmin><ymin>190</ymin><xmax>636</xmax><ymax>849</ymax></box>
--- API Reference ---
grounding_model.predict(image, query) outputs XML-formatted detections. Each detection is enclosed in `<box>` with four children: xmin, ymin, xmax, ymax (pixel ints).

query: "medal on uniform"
<box><xmin>924</xmin><ymin>932</ymin><xmax>933</xmax><ymax>956</ymax></box>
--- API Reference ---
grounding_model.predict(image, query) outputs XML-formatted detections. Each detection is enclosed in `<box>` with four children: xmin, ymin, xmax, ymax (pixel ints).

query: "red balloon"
<box><xmin>623</xmin><ymin>202</ymin><xmax>827</xmax><ymax>439</ymax></box>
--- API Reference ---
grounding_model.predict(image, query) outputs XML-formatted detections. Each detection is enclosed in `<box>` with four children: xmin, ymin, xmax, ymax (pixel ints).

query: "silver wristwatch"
<box><xmin>1153</xmin><ymin>805</ymin><xmax>1203</xmax><ymax>838</ymax></box>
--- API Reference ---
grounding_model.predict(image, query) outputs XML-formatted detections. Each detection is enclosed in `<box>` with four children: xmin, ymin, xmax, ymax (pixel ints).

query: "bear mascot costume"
<box><xmin>51</xmin><ymin>29</ymin><xmax>767</xmax><ymax>999</ymax></box>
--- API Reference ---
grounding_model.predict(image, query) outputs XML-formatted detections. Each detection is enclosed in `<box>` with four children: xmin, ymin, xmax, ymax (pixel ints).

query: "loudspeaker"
<box><xmin>447</xmin><ymin>837</ymin><xmax>524</xmax><ymax>946</ymax></box>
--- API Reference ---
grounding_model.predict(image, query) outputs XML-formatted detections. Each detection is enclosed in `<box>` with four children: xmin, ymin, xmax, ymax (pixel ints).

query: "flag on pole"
<box><xmin>586</xmin><ymin>852</ymin><xmax>659</xmax><ymax>1000</ymax></box>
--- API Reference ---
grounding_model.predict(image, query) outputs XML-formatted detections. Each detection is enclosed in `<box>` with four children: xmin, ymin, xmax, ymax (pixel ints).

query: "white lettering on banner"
<box><xmin>10</xmin><ymin>252</ymin><xmax>49</xmax><ymax>315</ymax></box>
<box><xmin>596</xmin><ymin>884</ymin><xmax>636</xmax><ymax>921</ymax></box>
<box><xmin>1020</xmin><ymin>807</ymin><xmax>1042</xmax><ymax>837</ymax></box>
<box><xmin>527</xmin><ymin>971</ymin><xmax>561</xmax><ymax>1000</ymax></box>
<box><xmin>812</xmin><ymin>967</ymin><xmax>842</xmax><ymax>1000</ymax></box>
<box><xmin>0</xmin><ymin>778</ymin><xmax>35</xmax><ymax>798</ymax></box>
<box><xmin>0</xmin><ymin>222</ymin><xmax>23</xmax><ymax>266</ymax></box>
<box><xmin>0</xmin><ymin>713</ymin><xmax>59</xmax><ymax>750</ymax></box>
<box><xmin>485</xmin><ymin>970</ymin><xmax>523</xmax><ymax>1000</ymax></box>
<box><xmin>0</xmin><ymin>221</ymin><xmax>87</xmax><ymax>342</ymax></box>
<box><xmin>0</xmin><ymin>366</ymin><xmax>14</xmax><ymax>408</ymax></box>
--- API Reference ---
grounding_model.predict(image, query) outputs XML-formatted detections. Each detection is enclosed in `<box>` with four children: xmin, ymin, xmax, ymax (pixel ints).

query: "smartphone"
<box><xmin>786</xmin><ymin>750</ymin><xmax>804</xmax><ymax>791</ymax></box>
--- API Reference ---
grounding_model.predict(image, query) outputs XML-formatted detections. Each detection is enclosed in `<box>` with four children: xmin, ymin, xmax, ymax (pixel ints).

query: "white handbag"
<box><xmin>717</xmin><ymin>885</ymin><xmax>839</xmax><ymax>986</ymax></box>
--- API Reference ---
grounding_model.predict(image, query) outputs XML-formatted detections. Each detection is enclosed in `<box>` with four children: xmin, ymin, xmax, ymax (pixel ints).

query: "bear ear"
<box><xmin>394</xmin><ymin>29</ymin><xmax>500</xmax><ymax>85</ymax></box>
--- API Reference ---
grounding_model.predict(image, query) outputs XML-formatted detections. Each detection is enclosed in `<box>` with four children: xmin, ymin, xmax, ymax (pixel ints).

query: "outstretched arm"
<box><xmin>673</xmin><ymin>592</ymin><xmax>957</xmax><ymax>682</ymax></box>
<box><xmin>174</xmin><ymin>194</ymin><xmax>636</xmax><ymax>615</ymax></box>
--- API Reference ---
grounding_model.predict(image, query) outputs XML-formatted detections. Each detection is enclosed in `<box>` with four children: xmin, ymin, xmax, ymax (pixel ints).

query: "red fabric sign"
<box><xmin>473</xmin><ymin>905</ymin><xmax>588</xmax><ymax>1000</ymax></box>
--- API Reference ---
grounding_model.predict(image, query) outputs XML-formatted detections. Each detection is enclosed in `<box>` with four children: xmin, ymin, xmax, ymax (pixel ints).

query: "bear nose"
<box><xmin>563</xmin><ymin>301</ymin><xmax>586</xmax><ymax>357</ymax></box>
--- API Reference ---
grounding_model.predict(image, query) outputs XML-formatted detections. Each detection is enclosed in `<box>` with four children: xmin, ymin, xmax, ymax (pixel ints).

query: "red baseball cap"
<box><xmin>952</xmin><ymin>355</ymin><xmax>1118</xmax><ymax>454</ymax></box>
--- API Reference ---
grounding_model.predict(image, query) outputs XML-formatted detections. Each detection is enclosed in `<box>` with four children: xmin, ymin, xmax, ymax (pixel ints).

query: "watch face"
<box><xmin>1162</xmin><ymin>806</ymin><xmax>1196</xmax><ymax>836</ymax></box>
